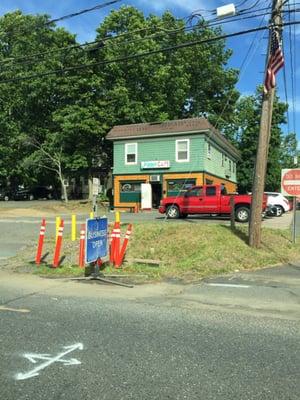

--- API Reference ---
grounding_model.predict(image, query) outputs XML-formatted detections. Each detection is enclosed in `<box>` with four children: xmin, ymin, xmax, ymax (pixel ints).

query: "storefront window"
<box><xmin>167</xmin><ymin>179</ymin><xmax>196</xmax><ymax>196</ymax></box>
<box><xmin>120</xmin><ymin>182</ymin><xmax>141</xmax><ymax>192</ymax></box>
<box><xmin>119</xmin><ymin>181</ymin><xmax>142</xmax><ymax>203</ymax></box>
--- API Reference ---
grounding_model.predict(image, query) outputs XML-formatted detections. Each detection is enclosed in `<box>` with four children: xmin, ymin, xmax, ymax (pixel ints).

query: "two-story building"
<box><xmin>106</xmin><ymin>118</ymin><xmax>240</xmax><ymax>210</ymax></box>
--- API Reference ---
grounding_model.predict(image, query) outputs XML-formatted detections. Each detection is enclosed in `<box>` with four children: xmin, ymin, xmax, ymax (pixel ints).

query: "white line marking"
<box><xmin>0</xmin><ymin>306</ymin><xmax>30</xmax><ymax>313</ymax></box>
<box><xmin>206</xmin><ymin>283</ymin><xmax>250</xmax><ymax>288</ymax></box>
<box><xmin>15</xmin><ymin>343</ymin><xmax>83</xmax><ymax>381</ymax></box>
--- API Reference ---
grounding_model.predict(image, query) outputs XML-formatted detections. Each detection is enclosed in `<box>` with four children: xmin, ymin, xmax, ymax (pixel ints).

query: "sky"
<box><xmin>0</xmin><ymin>0</ymin><xmax>299</xmax><ymax>141</ymax></box>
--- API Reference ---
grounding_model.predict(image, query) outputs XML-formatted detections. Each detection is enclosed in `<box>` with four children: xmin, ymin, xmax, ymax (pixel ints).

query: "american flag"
<box><xmin>264</xmin><ymin>27</ymin><xmax>284</xmax><ymax>93</ymax></box>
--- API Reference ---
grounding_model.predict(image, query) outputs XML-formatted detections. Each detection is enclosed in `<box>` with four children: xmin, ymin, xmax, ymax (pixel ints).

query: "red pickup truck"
<box><xmin>158</xmin><ymin>185</ymin><xmax>267</xmax><ymax>223</ymax></box>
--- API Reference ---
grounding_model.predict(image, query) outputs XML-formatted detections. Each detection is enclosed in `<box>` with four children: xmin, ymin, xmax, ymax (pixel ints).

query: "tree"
<box><xmin>92</xmin><ymin>6</ymin><xmax>239</xmax><ymax>125</ymax></box>
<box><xmin>280</xmin><ymin>132</ymin><xmax>299</xmax><ymax>169</ymax></box>
<box><xmin>0</xmin><ymin>11</ymin><xmax>107</xmax><ymax>198</ymax></box>
<box><xmin>0</xmin><ymin>7</ymin><xmax>241</xmax><ymax>196</ymax></box>
<box><xmin>225</xmin><ymin>88</ymin><xmax>289</xmax><ymax>193</ymax></box>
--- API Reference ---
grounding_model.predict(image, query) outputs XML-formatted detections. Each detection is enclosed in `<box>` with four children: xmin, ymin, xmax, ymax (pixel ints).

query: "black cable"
<box><xmin>214</xmin><ymin>10</ymin><xmax>269</xmax><ymax>130</ymax></box>
<box><xmin>281</xmin><ymin>39</ymin><xmax>291</xmax><ymax>133</ymax></box>
<box><xmin>3</xmin><ymin>4</ymin><xmax>297</xmax><ymax>71</ymax></box>
<box><xmin>45</xmin><ymin>0</ymin><xmax>122</xmax><ymax>25</ymax></box>
<box><xmin>1</xmin><ymin>7</ymin><xmax>288</xmax><ymax>70</ymax></box>
<box><xmin>287</xmin><ymin>0</ymin><xmax>297</xmax><ymax>133</ymax></box>
<box><xmin>0</xmin><ymin>20</ymin><xmax>299</xmax><ymax>85</ymax></box>
<box><xmin>239</xmin><ymin>0</ymin><xmax>264</xmax><ymax>13</ymax></box>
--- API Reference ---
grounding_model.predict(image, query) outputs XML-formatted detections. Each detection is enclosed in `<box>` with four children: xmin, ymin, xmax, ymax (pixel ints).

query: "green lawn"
<box><xmin>10</xmin><ymin>222</ymin><xmax>300</xmax><ymax>283</ymax></box>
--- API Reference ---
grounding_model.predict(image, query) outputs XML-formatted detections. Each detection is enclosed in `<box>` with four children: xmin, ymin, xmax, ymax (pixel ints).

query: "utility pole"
<box><xmin>248</xmin><ymin>0</ymin><xmax>284</xmax><ymax>247</ymax></box>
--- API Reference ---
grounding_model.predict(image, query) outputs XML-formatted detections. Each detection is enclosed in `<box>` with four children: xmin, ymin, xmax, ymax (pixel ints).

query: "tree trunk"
<box><xmin>58</xmin><ymin>166</ymin><xmax>68</xmax><ymax>203</ymax></box>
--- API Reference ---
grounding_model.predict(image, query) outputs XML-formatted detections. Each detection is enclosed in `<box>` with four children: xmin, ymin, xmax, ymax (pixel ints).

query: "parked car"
<box><xmin>264</xmin><ymin>192</ymin><xmax>290</xmax><ymax>217</ymax></box>
<box><xmin>13</xmin><ymin>186</ymin><xmax>56</xmax><ymax>201</ymax></box>
<box><xmin>159</xmin><ymin>184</ymin><xmax>268</xmax><ymax>223</ymax></box>
<box><xmin>0</xmin><ymin>187</ymin><xmax>12</xmax><ymax>201</ymax></box>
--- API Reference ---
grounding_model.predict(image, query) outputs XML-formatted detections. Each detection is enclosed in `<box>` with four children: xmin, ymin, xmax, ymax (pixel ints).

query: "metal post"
<box><xmin>230</xmin><ymin>195</ymin><xmax>235</xmax><ymax>230</ymax></box>
<box><xmin>93</xmin><ymin>195</ymin><xmax>97</xmax><ymax>217</ymax></box>
<box><xmin>293</xmin><ymin>197</ymin><xmax>296</xmax><ymax>243</ymax></box>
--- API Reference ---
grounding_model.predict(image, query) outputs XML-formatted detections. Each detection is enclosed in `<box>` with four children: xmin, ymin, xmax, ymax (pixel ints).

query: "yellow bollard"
<box><xmin>71</xmin><ymin>214</ymin><xmax>76</xmax><ymax>241</ymax></box>
<box><xmin>90</xmin><ymin>212</ymin><xmax>94</xmax><ymax>219</ymax></box>
<box><xmin>115</xmin><ymin>211</ymin><xmax>120</xmax><ymax>223</ymax></box>
<box><xmin>56</xmin><ymin>216</ymin><xmax>61</xmax><ymax>239</ymax></box>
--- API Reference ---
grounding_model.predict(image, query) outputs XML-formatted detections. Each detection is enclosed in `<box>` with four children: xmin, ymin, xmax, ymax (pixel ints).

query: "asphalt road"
<box><xmin>0</xmin><ymin>265</ymin><xmax>299</xmax><ymax>400</ymax></box>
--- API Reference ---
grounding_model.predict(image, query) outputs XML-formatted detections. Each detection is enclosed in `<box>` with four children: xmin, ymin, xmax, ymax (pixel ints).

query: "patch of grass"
<box><xmin>8</xmin><ymin>223</ymin><xmax>300</xmax><ymax>283</ymax></box>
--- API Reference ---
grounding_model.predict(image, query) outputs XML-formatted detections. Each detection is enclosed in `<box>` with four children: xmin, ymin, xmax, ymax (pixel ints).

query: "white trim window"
<box><xmin>125</xmin><ymin>143</ymin><xmax>137</xmax><ymax>165</ymax></box>
<box><xmin>207</xmin><ymin>143</ymin><xmax>211</xmax><ymax>159</ymax></box>
<box><xmin>176</xmin><ymin>139</ymin><xmax>189</xmax><ymax>162</ymax></box>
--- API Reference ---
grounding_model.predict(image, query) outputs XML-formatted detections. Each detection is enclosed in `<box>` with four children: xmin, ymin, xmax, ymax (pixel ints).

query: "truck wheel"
<box><xmin>235</xmin><ymin>206</ymin><xmax>250</xmax><ymax>223</ymax></box>
<box><xmin>275</xmin><ymin>205</ymin><xmax>284</xmax><ymax>217</ymax></box>
<box><xmin>166</xmin><ymin>205</ymin><xmax>180</xmax><ymax>219</ymax></box>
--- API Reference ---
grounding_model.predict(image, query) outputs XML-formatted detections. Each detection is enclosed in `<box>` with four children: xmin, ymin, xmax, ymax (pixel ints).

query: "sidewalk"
<box><xmin>262</xmin><ymin>211</ymin><xmax>293</xmax><ymax>229</ymax></box>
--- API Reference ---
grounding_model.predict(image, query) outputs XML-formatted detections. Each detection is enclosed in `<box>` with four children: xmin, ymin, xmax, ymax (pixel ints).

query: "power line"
<box><xmin>214</xmin><ymin>7</ymin><xmax>270</xmax><ymax>130</ymax></box>
<box><xmin>0</xmin><ymin>20</ymin><xmax>299</xmax><ymax>85</ymax></box>
<box><xmin>2</xmin><ymin>4</ymin><xmax>298</xmax><ymax>71</ymax></box>
<box><xmin>0</xmin><ymin>6</ymin><xmax>273</xmax><ymax>65</ymax></box>
<box><xmin>45</xmin><ymin>0</ymin><xmax>122</xmax><ymax>25</ymax></box>
<box><xmin>2</xmin><ymin>6</ymin><xmax>296</xmax><ymax>71</ymax></box>
<box><xmin>287</xmin><ymin>0</ymin><xmax>297</xmax><ymax>133</ymax></box>
<box><xmin>282</xmin><ymin>39</ymin><xmax>291</xmax><ymax>133</ymax></box>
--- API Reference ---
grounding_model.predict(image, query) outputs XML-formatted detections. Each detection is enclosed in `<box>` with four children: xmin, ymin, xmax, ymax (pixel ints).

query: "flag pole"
<box><xmin>248</xmin><ymin>0</ymin><xmax>284</xmax><ymax>248</ymax></box>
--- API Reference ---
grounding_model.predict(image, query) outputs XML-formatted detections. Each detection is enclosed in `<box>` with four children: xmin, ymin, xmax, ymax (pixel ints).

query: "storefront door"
<box><xmin>151</xmin><ymin>183</ymin><xmax>162</xmax><ymax>208</ymax></box>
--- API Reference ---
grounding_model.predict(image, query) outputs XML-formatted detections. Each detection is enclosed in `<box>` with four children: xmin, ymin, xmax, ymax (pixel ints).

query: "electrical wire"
<box><xmin>239</xmin><ymin>0</ymin><xmax>264</xmax><ymax>13</ymax></box>
<box><xmin>0</xmin><ymin>11</ymin><xmax>275</xmax><ymax>72</ymax></box>
<box><xmin>282</xmin><ymin>39</ymin><xmax>291</xmax><ymax>134</ymax></box>
<box><xmin>287</xmin><ymin>0</ymin><xmax>297</xmax><ymax>133</ymax></box>
<box><xmin>214</xmin><ymin>8</ymin><xmax>270</xmax><ymax>130</ymax></box>
<box><xmin>45</xmin><ymin>0</ymin><xmax>122</xmax><ymax>25</ymax></box>
<box><xmin>3</xmin><ymin>4</ymin><xmax>298</xmax><ymax>72</ymax></box>
<box><xmin>2</xmin><ymin>6</ymin><xmax>296</xmax><ymax>71</ymax></box>
<box><xmin>0</xmin><ymin>20</ymin><xmax>299</xmax><ymax>85</ymax></box>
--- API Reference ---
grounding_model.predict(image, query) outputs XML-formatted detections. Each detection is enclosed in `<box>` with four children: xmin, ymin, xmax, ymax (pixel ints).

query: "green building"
<box><xmin>106</xmin><ymin>118</ymin><xmax>240</xmax><ymax>210</ymax></box>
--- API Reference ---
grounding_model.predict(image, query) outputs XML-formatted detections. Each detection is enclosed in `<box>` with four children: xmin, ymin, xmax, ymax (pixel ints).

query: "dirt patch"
<box><xmin>0</xmin><ymin>201</ymin><xmax>109</xmax><ymax>218</ymax></box>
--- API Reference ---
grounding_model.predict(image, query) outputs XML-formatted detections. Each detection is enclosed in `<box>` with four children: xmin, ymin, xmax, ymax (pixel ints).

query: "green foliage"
<box><xmin>94</xmin><ymin>6</ymin><xmax>239</xmax><ymax>123</ymax></box>
<box><xmin>0</xmin><ymin>6</ymin><xmax>293</xmax><ymax>196</ymax></box>
<box><xmin>222</xmin><ymin>88</ymin><xmax>291</xmax><ymax>193</ymax></box>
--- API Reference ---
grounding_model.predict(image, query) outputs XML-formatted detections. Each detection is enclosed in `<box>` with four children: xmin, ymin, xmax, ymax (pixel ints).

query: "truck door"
<box><xmin>201</xmin><ymin>186</ymin><xmax>219</xmax><ymax>213</ymax></box>
<box><xmin>183</xmin><ymin>186</ymin><xmax>204</xmax><ymax>214</ymax></box>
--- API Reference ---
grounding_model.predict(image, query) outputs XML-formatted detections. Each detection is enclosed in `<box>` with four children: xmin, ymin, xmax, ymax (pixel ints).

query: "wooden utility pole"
<box><xmin>248</xmin><ymin>0</ymin><xmax>283</xmax><ymax>247</ymax></box>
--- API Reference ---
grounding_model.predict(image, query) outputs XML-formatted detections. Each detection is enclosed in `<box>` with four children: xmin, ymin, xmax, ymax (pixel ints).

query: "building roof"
<box><xmin>106</xmin><ymin>118</ymin><xmax>240</xmax><ymax>159</ymax></box>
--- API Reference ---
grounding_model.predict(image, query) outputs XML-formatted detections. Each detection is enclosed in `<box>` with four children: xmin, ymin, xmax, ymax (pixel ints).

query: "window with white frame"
<box><xmin>176</xmin><ymin>139</ymin><xmax>189</xmax><ymax>162</ymax></box>
<box><xmin>207</xmin><ymin>143</ymin><xmax>211</xmax><ymax>159</ymax></box>
<box><xmin>125</xmin><ymin>143</ymin><xmax>137</xmax><ymax>165</ymax></box>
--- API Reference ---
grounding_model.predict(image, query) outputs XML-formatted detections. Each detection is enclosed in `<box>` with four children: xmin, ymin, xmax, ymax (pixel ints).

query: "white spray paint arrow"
<box><xmin>15</xmin><ymin>343</ymin><xmax>83</xmax><ymax>381</ymax></box>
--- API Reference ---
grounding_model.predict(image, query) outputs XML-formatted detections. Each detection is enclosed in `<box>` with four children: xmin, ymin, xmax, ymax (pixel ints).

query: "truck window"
<box><xmin>185</xmin><ymin>187</ymin><xmax>203</xmax><ymax>197</ymax></box>
<box><xmin>206</xmin><ymin>187</ymin><xmax>216</xmax><ymax>196</ymax></box>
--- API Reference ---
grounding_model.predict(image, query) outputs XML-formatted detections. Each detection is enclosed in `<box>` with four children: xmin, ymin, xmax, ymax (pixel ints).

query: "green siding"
<box><xmin>203</xmin><ymin>140</ymin><xmax>237</xmax><ymax>183</ymax></box>
<box><xmin>113</xmin><ymin>135</ymin><xmax>205</xmax><ymax>175</ymax></box>
<box><xmin>113</xmin><ymin>134</ymin><xmax>237</xmax><ymax>184</ymax></box>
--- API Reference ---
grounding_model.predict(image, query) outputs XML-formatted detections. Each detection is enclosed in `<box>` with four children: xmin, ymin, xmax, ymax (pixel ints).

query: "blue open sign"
<box><xmin>85</xmin><ymin>217</ymin><xmax>108</xmax><ymax>263</ymax></box>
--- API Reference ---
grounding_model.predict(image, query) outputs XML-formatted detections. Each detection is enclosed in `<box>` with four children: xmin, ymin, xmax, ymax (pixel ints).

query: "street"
<box><xmin>0</xmin><ymin>264</ymin><xmax>299</xmax><ymax>400</ymax></box>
